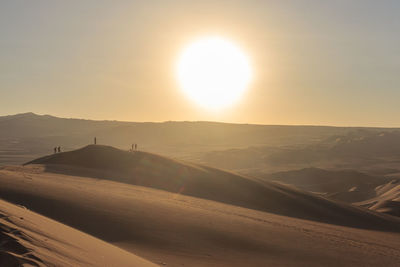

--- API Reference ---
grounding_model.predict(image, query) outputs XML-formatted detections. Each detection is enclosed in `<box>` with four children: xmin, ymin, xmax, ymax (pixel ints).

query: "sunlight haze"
<box><xmin>1</xmin><ymin>0</ymin><xmax>399</xmax><ymax>126</ymax></box>
<box><xmin>1</xmin><ymin>2</ymin><xmax>400</xmax><ymax>266</ymax></box>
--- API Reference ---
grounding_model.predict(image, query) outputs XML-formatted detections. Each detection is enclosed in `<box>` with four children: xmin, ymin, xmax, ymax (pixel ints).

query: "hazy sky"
<box><xmin>1</xmin><ymin>0</ymin><xmax>399</xmax><ymax>126</ymax></box>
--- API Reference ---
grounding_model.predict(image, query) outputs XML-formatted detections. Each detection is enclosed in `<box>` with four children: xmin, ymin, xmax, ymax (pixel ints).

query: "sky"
<box><xmin>1</xmin><ymin>0</ymin><xmax>399</xmax><ymax>126</ymax></box>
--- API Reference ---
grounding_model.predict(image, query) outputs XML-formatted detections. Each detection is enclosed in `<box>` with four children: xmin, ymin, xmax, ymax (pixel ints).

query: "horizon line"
<box><xmin>2</xmin><ymin>112</ymin><xmax>400</xmax><ymax>129</ymax></box>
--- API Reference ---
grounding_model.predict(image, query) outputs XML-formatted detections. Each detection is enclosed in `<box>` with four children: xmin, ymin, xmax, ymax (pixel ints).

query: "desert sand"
<box><xmin>265</xmin><ymin>168</ymin><xmax>388</xmax><ymax>202</ymax></box>
<box><xmin>356</xmin><ymin>179</ymin><xmax>400</xmax><ymax>217</ymax></box>
<box><xmin>0</xmin><ymin>145</ymin><xmax>399</xmax><ymax>266</ymax></box>
<box><xmin>263</xmin><ymin>168</ymin><xmax>400</xmax><ymax>217</ymax></box>
<box><xmin>0</xmin><ymin>198</ymin><xmax>156</xmax><ymax>266</ymax></box>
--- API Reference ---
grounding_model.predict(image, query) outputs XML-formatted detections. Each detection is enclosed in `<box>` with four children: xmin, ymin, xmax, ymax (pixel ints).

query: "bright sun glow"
<box><xmin>177</xmin><ymin>37</ymin><xmax>252</xmax><ymax>109</ymax></box>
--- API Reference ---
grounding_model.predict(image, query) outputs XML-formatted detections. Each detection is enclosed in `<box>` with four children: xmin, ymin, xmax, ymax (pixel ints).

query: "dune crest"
<box><xmin>23</xmin><ymin>145</ymin><xmax>400</xmax><ymax>231</ymax></box>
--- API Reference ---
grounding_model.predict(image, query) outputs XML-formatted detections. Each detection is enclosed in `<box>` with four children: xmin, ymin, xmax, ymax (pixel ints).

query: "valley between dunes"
<box><xmin>0</xmin><ymin>145</ymin><xmax>400</xmax><ymax>266</ymax></box>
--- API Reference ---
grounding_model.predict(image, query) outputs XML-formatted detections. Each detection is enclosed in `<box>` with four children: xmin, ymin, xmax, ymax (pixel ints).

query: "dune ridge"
<box><xmin>261</xmin><ymin>167</ymin><xmax>400</xmax><ymax>217</ymax></box>
<box><xmin>24</xmin><ymin>145</ymin><xmax>400</xmax><ymax>231</ymax></box>
<box><xmin>356</xmin><ymin>179</ymin><xmax>400</xmax><ymax>216</ymax></box>
<box><xmin>265</xmin><ymin>168</ymin><xmax>389</xmax><ymax>202</ymax></box>
<box><xmin>0</xmin><ymin>145</ymin><xmax>399</xmax><ymax>265</ymax></box>
<box><xmin>1</xmin><ymin>165</ymin><xmax>400</xmax><ymax>266</ymax></box>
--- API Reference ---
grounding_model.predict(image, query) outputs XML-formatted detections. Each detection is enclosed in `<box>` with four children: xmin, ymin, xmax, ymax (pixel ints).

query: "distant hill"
<box><xmin>0</xmin><ymin>112</ymin><xmax>376</xmax><ymax>165</ymax></box>
<box><xmin>23</xmin><ymin>145</ymin><xmax>400</xmax><ymax>231</ymax></box>
<box><xmin>197</xmin><ymin>130</ymin><xmax>400</xmax><ymax>175</ymax></box>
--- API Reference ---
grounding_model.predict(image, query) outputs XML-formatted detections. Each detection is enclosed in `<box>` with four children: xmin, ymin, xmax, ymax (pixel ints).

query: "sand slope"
<box><xmin>0</xmin><ymin>199</ymin><xmax>156</xmax><ymax>267</ymax></box>
<box><xmin>356</xmin><ymin>179</ymin><xmax>400</xmax><ymax>217</ymax></box>
<box><xmin>264</xmin><ymin>168</ymin><xmax>400</xmax><ymax>217</ymax></box>
<box><xmin>24</xmin><ymin>145</ymin><xmax>400</xmax><ymax>230</ymax></box>
<box><xmin>0</xmin><ymin>166</ymin><xmax>400</xmax><ymax>266</ymax></box>
<box><xmin>265</xmin><ymin>168</ymin><xmax>390</xmax><ymax>202</ymax></box>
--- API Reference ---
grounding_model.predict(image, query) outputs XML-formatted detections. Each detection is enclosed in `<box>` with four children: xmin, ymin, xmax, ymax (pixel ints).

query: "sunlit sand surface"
<box><xmin>0</xmin><ymin>146</ymin><xmax>399</xmax><ymax>266</ymax></box>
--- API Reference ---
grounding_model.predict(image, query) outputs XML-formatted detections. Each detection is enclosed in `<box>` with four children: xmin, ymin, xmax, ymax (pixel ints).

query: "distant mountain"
<box><xmin>197</xmin><ymin>129</ymin><xmax>400</xmax><ymax>175</ymax></box>
<box><xmin>0</xmin><ymin>112</ymin><xmax>362</xmax><ymax>165</ymax></box>
<box><xmin>266</xmin><ymin>131</ymin><xmax>400</xmax><ymax>164</ymax></box>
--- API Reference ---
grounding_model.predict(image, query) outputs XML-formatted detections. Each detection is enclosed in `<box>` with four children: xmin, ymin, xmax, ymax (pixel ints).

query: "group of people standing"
<box><xmin>52</xmin><ymin>138</ymin><xmax>138</xmax><ymax>154</ymax></box>
<box><xmin>130</xmin><ymin>143</ymin><xmax>138</xmax><ymax>152</ymax></box>
<box><xmin>93</xmin><ymin>137</ymin><xmax>138</xmax><ymax>152</ymax></box>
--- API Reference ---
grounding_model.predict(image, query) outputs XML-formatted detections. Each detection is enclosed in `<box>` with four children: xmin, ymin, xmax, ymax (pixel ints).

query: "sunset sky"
<box><xmin>1</xmin><ymin>0</ymin><xmax>399</xmax><ymax>126</ymax></box>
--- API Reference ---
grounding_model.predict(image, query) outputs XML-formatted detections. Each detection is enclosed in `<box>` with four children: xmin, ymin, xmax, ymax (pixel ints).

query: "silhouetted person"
<box><xmin>54</xmin><ymin>147</ymin><xmax>57</xmax><ymax>154</ymax></box>
<box><xmin>135</xmin><ymin>144</ymin><xmax>137</xmax><ymax>150</ymax></box>
<box><xmin>94</xmin><ymin>137</ymin><xmax>97</xmax><ymax>145</ymax></box>
<box><xmin>57</xmin><ymin>146</ymin><xmax>61</xmax><ymax>153</ymax></box>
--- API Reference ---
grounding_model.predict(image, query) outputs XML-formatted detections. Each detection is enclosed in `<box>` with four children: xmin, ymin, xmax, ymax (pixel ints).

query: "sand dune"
<box><xmin>263</xmin><ymin>168</ymin><xmax>400</xmax><ymax>217</ymax></box>
<box><xmin>265</xmin><ymin>168</ymin><xmax>390</xmax><ymax>203</ymax></box>
<box><xmin>356</xmin><ymin>179</ymin><xmax>400</xmax><ymax>217</ymax></box>
<box><xmin>0</xmin><ymin>167</ymin><xmax>400</xmax><ymax>266</ymax></box>
<box><xmin>0</xmin><ymin>198</ymin><xmax>156</xmax><ymax>267</ymax></box>
<box><xmin>0</xmin><ymin>146</ymin><xmax>399</xmax><ymax>266</ymax></box>
<box><xmin>25</xmin><ymin>145</ymin><xmax>400</xmax><ymax>230</ymax></box>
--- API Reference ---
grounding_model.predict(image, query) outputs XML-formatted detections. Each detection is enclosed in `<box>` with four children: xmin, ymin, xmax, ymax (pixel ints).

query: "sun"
<box><xmin>177</xmin><ymin>37</ymin><xmax>252</xmax><ymax>109</ymax></box>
